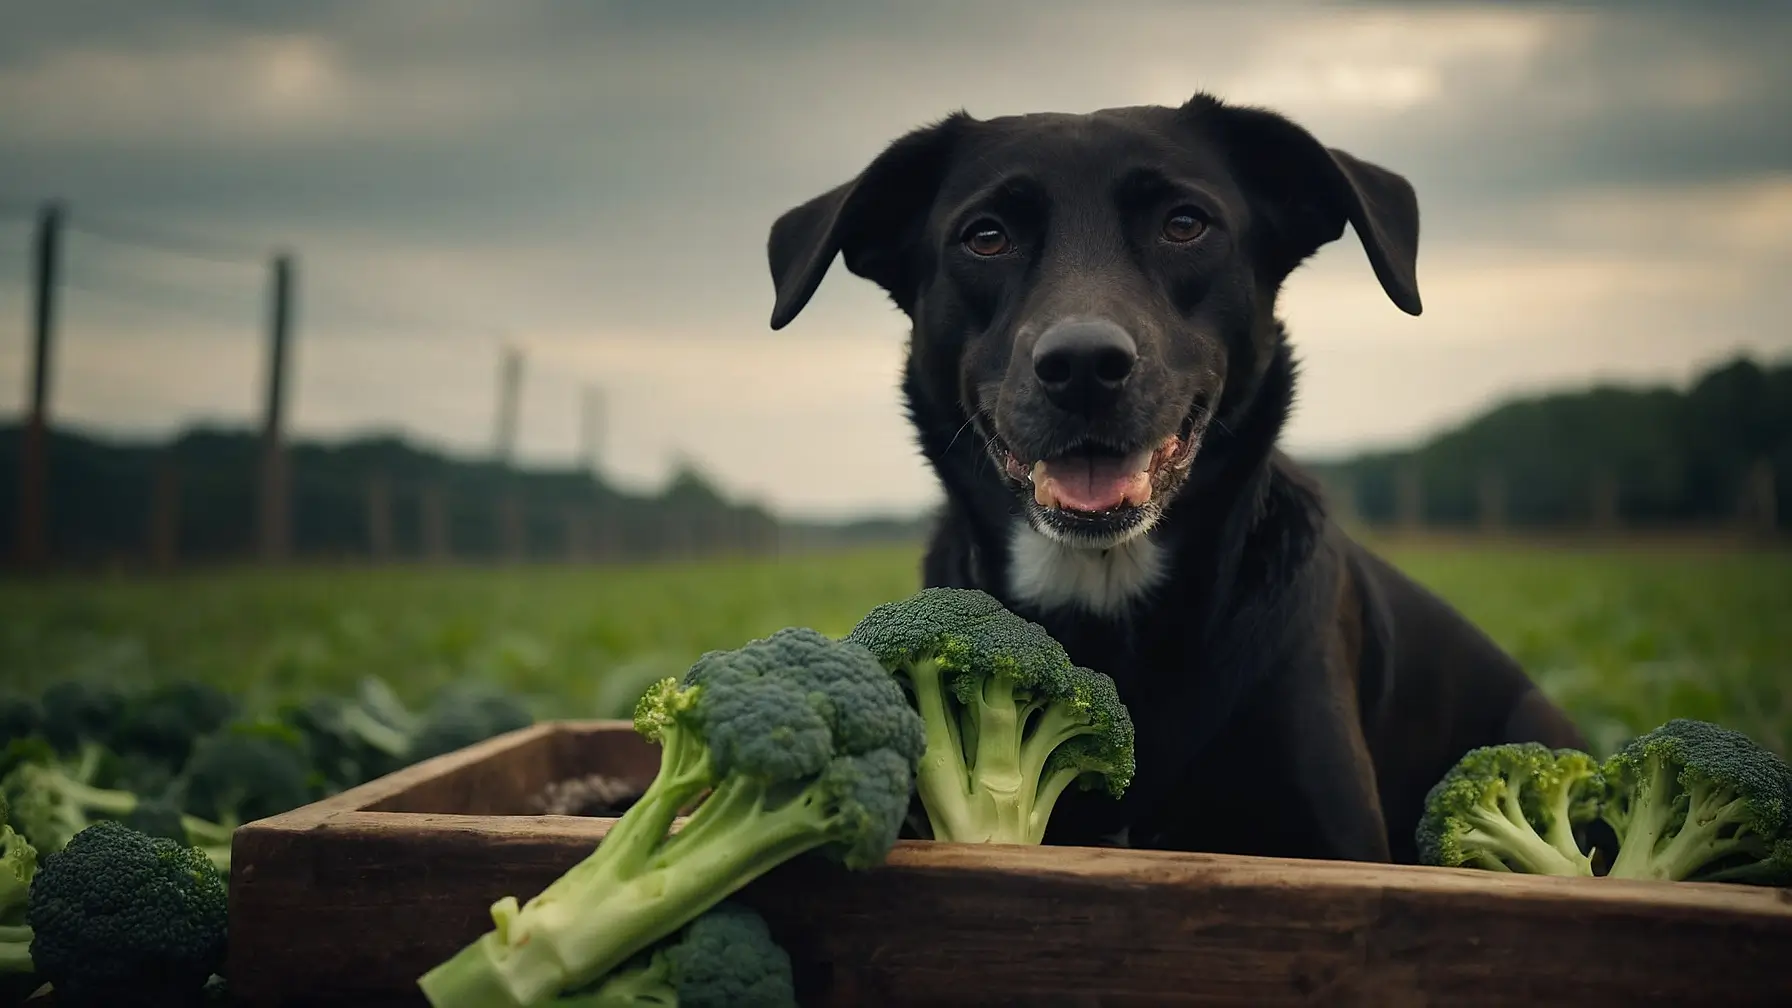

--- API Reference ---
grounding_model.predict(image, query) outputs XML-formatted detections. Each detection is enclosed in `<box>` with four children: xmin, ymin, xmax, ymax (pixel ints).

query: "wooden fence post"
<box><xmin>14</xmin><ymin>201</ymin><xmax>62</xmax><ymax>571</ymax></box>
<box><xmin>1478</xmin><ymin>466</ymin><xmax>1507</xmax><ymax>534</ymax></box>
<box><xmin>366</xmin><ymin>469</ymin><xmax>394</xmax><ymax>561</ymax></box>
<box><xmin>1590</xmin><ymin>467</ymin><xmax>1621</xmax><ymax>532</ymax></box>
<box><xmin>421</xmin><ymin>483</ymin><xmax>451</xmax><ymax>563</ymax></box>
<box><xmin>148</xmin><ymin>451</ymin><xmax>180</xmax><ymax>571</ymax></box>
<box><xmin>257</xmin><ymin>253</ymin><xmax>296</xmax><ymax>563</ymax></box>
<box><xmin>1740</xmin><ymin>457</ymin><xmax>1777</xmax><ymax>536</ymax></box>
<box><xmin>1395</xmin><ymin>464</ymin><xmax>1424</xmax><ymax>533</ymax></box>
<box><xmin>561</xmin><ymin>504</ymin><xmax>590</xmax><ymax>563</ymax></box>
<box><xmin>498</xmin><ymin>492</ymin><xmax>525</xmax><ymax>563</ymax></box>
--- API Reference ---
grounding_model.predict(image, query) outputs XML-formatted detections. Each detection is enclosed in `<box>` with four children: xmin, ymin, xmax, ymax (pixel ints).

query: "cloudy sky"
<box><xmin>0</xmin><ymin>1</ymin><xmax>1787</xmax><ymax>518</ymax></box>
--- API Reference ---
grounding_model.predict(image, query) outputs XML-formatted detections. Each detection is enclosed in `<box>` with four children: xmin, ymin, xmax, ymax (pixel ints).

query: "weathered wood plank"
<box><xmin>227</xmin><ymin>722</ymin><xmax>1792</xmax><ymax>1007</ymax></box>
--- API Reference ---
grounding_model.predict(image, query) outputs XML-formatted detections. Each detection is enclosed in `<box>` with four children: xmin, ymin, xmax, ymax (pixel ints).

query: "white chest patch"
<box><xmin>1006</xmin><ymin>521</ymin><xmax>1167</xmax><ymax>619</ymax></box>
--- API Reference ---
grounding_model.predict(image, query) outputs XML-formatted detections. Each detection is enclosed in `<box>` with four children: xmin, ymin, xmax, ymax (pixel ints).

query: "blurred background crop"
<box><xmin>1</xmin><ymin>1</ymin><xmax>1787</xmax><ymax>756</ymax></box>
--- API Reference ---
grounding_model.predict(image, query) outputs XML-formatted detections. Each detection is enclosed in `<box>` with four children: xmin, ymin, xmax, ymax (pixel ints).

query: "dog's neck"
<box><xmin>908</xmin><ymin>330</ymin><xmax>1304</xmax><ymax>626</ymax></box>
<box><xmin>1005</xmin><ymin>525</ymin><xmax>1169</xmax><ymax>619</ymax></box>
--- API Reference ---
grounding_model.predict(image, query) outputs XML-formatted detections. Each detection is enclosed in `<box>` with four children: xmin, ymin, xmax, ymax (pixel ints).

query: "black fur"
<box><xmin>767</xmin><ymin>94</ymin><xmax>1585</xmax><ymax>863</ymax></box>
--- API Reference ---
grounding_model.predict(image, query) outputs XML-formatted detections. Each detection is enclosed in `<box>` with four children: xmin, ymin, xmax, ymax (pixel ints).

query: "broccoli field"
<box><xmin>2</xmin><ymin>538</ymin><xmax>1787</xmax><ymax>761</ymax></box>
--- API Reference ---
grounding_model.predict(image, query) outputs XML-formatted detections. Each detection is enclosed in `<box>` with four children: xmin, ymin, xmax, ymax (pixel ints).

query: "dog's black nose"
<box><xmin>1032</xmin><ymin>320</ymin><xmax>1137</xmax><ymax>414</ymax></box>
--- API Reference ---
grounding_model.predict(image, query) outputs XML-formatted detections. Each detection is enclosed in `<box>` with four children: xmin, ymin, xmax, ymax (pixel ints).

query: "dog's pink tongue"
<box><xmin>1035</xmin><ymin>452</ymin><xmax>1152</xmax><ymax>512</ymax></box>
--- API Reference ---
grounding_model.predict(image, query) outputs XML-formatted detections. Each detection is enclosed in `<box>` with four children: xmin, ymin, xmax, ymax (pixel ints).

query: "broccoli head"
<box><xmin>846</xmin><ymin>587</ymin><xmax>1135</xmax><ymax>845</ymax></box>
<box><xmin>558</xmin><ymin>902</ymin><xmax>796</xmax><ymax>1008</ymax></box>
<box><xmin>1416</xmin><ymin>743</ymin><xmax>1600</xmax><ymax>876</ymax></box>
<box><xmin>180</xmin><ymin>719</ymin><xmax>317</xmax><ymax>827</ymax></box>
<box><xmin>1601</xmin><ymin>718</ymin><xmax>1791</xmax><ymax>885</ymax></box>
<box><xmin>408</xmin><ymin>686</ymin><xmax>535</xmax><ymax>763</ymax></box>
<box><xmin>418</xmin><ymin>627</ymin><xmax>923</xmax><ymax>1008</ymax></box>
<box><xmin>37</xmin><ymin>681</ymin><xmax>126</xmax><ymax>771</ymax></box>
<box><xmin>25</xmin><ymin>820</ymin><xmax>228</xmax><ymax>1007</ymax></box>
<box><xmin>109</xmin><ymin>682</ymin><xmax>238</xmax><ymax>772</ymax></box>
<box><xmin>0</xmin><ymin>695</ymin><xmax>40</xmax><ymax>749</ymax></box>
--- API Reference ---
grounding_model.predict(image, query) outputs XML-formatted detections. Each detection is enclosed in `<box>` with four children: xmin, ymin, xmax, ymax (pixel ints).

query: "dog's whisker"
<box><xmin>942</xmin><ymin>415</ymin><xmax>978</xmax><ymax>456</ymax></box>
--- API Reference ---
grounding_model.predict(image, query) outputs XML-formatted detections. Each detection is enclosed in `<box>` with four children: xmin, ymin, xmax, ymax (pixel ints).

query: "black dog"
<box><xmin>765</xmin><ymin>93</ymin><xmax>1586</xmax><ymax>864</ymax></box>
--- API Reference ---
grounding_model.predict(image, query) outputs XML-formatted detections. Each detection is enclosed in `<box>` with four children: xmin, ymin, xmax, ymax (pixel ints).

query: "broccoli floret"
<box><xmin>0</xmin><ymin>695</ymin><xmax>40</xmax><ymax>749</ymax></box>
<box><xmin>109</xmin><ymin>682</ymin><xmax>238</xmax><ymax>773</ymax></box>
<box><xmin>180</xmin><ymin>719</ymin><xmax>317</xmax><ymax>827</ymax></box>
<box><xmin>37</xmin><ymin>681</ymin><xmax>126</xmax><ymax>777</ymax></box>
<box><xmin>1</xmin><ymin>792</ymin><xmax>38</xmax><ymax>978</ymax></box>
<box><xmin>1416</xmin><ymin>743</ymin><xmax>1599</xmax><ymax>876</ymax></box>
<box><xmin>1601</xmin><ymin>718</ymin><xmax>1792</xmax><ymax>885</ymax></box>
<box><xmin>408</xmin><ymin>686</ymin><xmax>535</xmax><ymax>763</ymax></box>
<box><xmin>25</xmin><ymin>820</ymin><xmax>228</xmax><ymax>1007</ymax></box>
<box><xmin>417</xmin><ymin>627</ymin><xmax>923</xmax><ymax>1008</ymax></box>
<box><xmin>845</xmin><ymin>587</ymin><xmax>1135</xmax><ymax>845</ymax></box>
<box><xmin>556</xmin><ymin>902</ymin><xmax>796</xmax><ymax>1008</ymax></box>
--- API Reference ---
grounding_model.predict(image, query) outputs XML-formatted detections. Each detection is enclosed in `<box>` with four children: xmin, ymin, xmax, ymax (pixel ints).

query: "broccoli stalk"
<box><xmin>847</xmin><ymin>588</ymin><xmax>1135</xmax><ymax>845</ymax></box>
<box><xmin>1416</xmin><ymin>743</ymin><xmax>1599</xmax><ymax>876</ymax></box>
<box><xmin>1602</xmin><ymin>719</ymin><xmax>1792</xmax><ymax>885</ymax></box>
<box><xmin>556</xmin><ymin>901</ymin><xmax>796</xmax><ymax>1008</ymax></box>
<box><xmin>417</xmin><ymin>628</ymin><xmax>923</xmax><ymax>1008</ymax></box>
<box><xmin>2</xmin><ymin>750</ymin><xmax>230</xmax><ymax>858</ymax></box>
<box><xmin>1</xmin><ymin>796</ymin><xmax>37</xmax><ymax>977</ymax></box>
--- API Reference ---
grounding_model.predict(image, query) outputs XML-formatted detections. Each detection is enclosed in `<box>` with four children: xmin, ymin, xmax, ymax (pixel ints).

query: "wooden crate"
<box><xmin>228</xmin><ymin>720</ymin><xmax>1792</xmax><ymax>1007</ymax></box>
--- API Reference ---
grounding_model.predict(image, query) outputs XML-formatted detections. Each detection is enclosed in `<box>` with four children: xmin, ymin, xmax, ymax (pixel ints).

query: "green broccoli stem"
<box><xmin>1606</xmin><ymin>755</ymin><xmax>1685</xmax><ymax>879</ymax></box>
<box><xmin>962</xmin><ymin>670</ymin><xmax>1030</xmax><ymax>843</ymax></box>
<box><xmin>1537</xmin><ymin>775</ymin><xmax>1595</xmax><ymax>871</ymax></box>
<box><xmin>0</xmin><ymin>924</ymin><xmax>31</xmax><ymax>973</ymax></box>
<box><xmin>43</xmin><ymin>767</ymin><xmax>232</xmax><ymax>848</ymax></box>
<box><xmin>182</xmin><ymin>815</ymin><xmax>235</xmax><ymax>848</ymax></box>
<box><xmin>426</xmin><ymin>772</ymin><xmax>838</xmax><ymax>1007</ymax></box>
<box><xmin>420</xmin><ymin>721</ymin><xmax>719</xmax><ymax>1008</ymax></box>
<box><xmin>557</xmin><ymin>952</ymin><xmax>673</xmax><ymax>1007</ymax></box>
<box><xmin>1614</xmin><ymin>775</ymin><xmax>1754</xmax><ymax>881</ymax></box>
<box><xmin>1028</xmin><ymin>763</ymin><xmax>1085</xmax><ymax>845</ymax></box>
<box><xmin>1462</xmin><ymin>787</ymin><xmax>1591</xmax><ymax>876</ymax></box>
<box><xmin>50</xmin><ymin>773</ymin><xmax>135</xmax><ymax>818</ymax></box>
<box><xmin>900</xmin><ymin>657</ymin><xmax>978</xmax><ymax>842</ymax></box>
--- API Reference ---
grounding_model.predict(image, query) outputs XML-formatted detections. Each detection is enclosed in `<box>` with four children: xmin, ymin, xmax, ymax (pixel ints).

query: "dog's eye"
<box><xmin>1162</xmin><ymin>210</ymin><xmax>1207</xmax><ymax>243</ymax></box>
<box><xmin>963</xmin><ymin>222</ymin><xmax>1012</xmax><ymax>257</ymax></box>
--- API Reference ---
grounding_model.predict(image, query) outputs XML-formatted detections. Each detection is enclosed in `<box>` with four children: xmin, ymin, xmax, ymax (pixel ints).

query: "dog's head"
<box><xmin>767</xmin><ymin>95</ymin><xmax>1421</xmax><ymax>549</ymax></box>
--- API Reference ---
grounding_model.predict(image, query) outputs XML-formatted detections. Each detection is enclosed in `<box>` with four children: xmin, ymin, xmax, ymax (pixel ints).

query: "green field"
<box><xmin>2</xmin><ymin>540</ymin><xmax>1786</xmax><ymax>758</ymax></box>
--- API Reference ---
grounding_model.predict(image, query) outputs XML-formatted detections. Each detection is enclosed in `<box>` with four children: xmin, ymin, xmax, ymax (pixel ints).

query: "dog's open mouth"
<box><xmin>996</xmin><ymin>417</ymin><xmax>1203</xmax><ymax>521</ymax></box>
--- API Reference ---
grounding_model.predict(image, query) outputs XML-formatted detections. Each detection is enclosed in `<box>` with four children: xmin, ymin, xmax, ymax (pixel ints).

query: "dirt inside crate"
<box><xmin>527</xmin><ymin>773</ymin><xmax>645</xmax><ymax>817</ymax></box>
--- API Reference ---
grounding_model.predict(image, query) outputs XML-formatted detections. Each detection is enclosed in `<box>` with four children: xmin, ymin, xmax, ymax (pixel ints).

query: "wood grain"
<box><xmin>227</xmin><ymin>722</ymin><xmax>1792</xmax><ymax>1007</ymax></box>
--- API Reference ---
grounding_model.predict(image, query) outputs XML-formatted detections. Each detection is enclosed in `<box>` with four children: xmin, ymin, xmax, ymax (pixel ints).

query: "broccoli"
<box><xmin>180</xmin><ymin>718</ymin><xmax>317</xmax><ymax>828</ymax></box>
<box><xmin>1</xmin><ymin>792</ymin><xmax>38</xmax><ymax>979</ymax></box>
<box><xmin>417</xmin><ymin>627</ymin><xmax>924</xmax><ymax>1008</ymax></box>
<box><xmin>845</xmin><ymin>587</ymin><xmax>1135</xmax><ymax>845</ymax></box>
<box><xmin>556</xmin><ymin>902</ymin><xmax>796</xmax><ymax>1008</ymax></box>
<box><xmin>0</xmin><ymin>737</ymin><xmax>230</xmax><ymax>859</ymax></box>
<box><xmin>26</xmin><ymin>820</ymin><xmax>229</xmax><ymax>1008</ymax></box>
<box><xmin>1416</xmin><ymin>743</ymin><xmax>1600</xmax><ymax>876</ymax></box>
<box><xmin>409</xmin><ymin>685</ymin><xmax>536</xmax><ymax>763</ymax></box>
<box><xmin>109</xmin><ymin>682</ymin><xmax>238</xmax><ymax>773</ymax></box>
<box><xmin>37</xmin><ymin>681</ymin><xmax>126</xmax><ymax>778</ymax></box>
<box><xmin>283</xmin><ymin>678</ymin><xmax>531</xmax><ymax>792</ymax></box>
<box><xmin>0</xmin><ymin>695</ymin><xmax>40</xmax><ymax>749</ymax></box>
<box><xmin>1601</xmin><ymin>718</ymin><xmax>1792</xmax><ymax>885</ymax></box>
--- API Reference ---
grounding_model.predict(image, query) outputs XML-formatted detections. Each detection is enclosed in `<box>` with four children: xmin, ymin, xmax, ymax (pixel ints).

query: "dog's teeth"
<box><xmin>1030</xmin><ymin>460</ymin><xmax>1047</xmax><ymax>485</ymax></box>
<box><xmin>1033</xmin><ymin>468</ymin><xmax>1055</xmax><ymax>507</ymax></box>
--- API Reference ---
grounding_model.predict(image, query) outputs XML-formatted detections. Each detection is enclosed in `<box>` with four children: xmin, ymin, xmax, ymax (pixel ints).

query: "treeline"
<box><xmin>1308</xmin><ymin>355</ymin><xmax>1790</xmax><ymax>532</ymax></box>
<box><xmin>0</xmin><ymin>425</ymin><xmax>929</xmax><ymax>568</ymax></box>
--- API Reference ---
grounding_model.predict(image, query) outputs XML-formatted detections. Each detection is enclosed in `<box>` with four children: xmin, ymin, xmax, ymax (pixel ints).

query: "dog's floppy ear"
<box><xmin>768</xmin><ymin>114</ymin><xmax>970</xmax><ymax>329</ymax></box>
<box><xmin>1199</xmin><ymin>98</ymin><xmax>1422</xmax><ymax>315</ymax></box>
